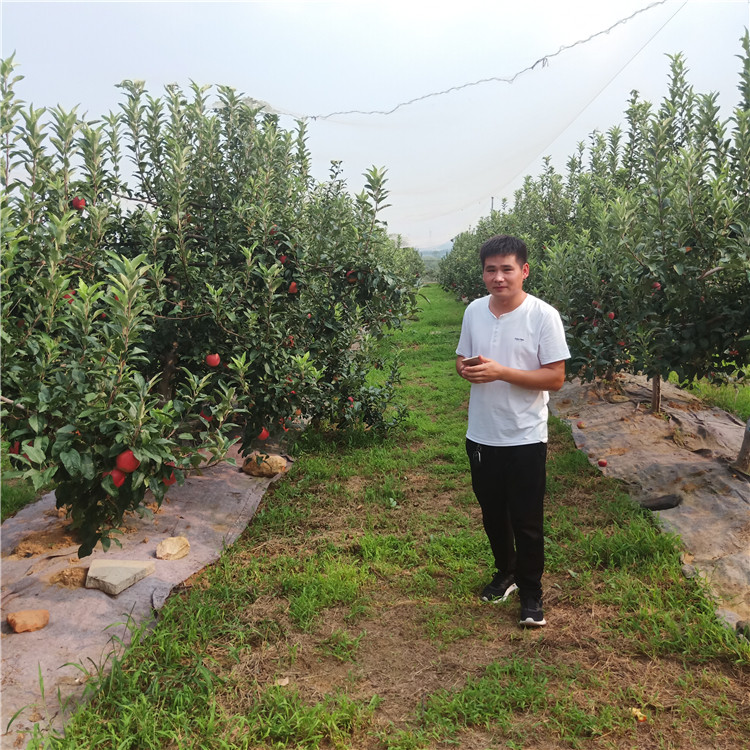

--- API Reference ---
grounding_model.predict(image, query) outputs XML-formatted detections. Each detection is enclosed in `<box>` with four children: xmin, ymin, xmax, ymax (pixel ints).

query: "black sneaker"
<box><xmin>480</xmin><ymin>572</ymin><xmax>518</xmax><ymax>603</ymax></box>
<box><xmin>519</xmin><ymin>596</ymin><xmax>546</xmax><ymax>627</ymax></box>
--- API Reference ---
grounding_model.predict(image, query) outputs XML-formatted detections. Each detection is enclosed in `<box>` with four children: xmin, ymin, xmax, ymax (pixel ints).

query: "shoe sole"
<box><xmin>519</xmin><ymin>616</ymin><xmax>547</xmax><ymax>627</ymax></box>
<box><xmin>481</xmin><ymin>583</ymin><xmax>518</xmax><ymax>603</ymax></box>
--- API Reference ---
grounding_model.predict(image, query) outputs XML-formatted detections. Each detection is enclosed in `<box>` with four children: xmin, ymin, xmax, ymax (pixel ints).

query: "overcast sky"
<box><xmin>2</xmin><ymin>1</ymin><xmax>749</xmax><ymax>249</ymax></box>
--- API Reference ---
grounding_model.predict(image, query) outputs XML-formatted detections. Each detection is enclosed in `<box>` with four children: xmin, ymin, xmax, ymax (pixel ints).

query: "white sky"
<box><xmin>2</xmin><ymin>0</ymin><xmax>749</xmax><ymax>249</ymax></box>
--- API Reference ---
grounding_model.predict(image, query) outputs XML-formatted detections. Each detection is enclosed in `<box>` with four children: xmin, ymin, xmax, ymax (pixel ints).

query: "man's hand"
<box><xmin>460</xmin><ymin>356</ymin><xmax>503</xmax><ymax>383</ymax></box>
<box><xmin>457</xmin><ymin>356</ymin><xmax>565</xmax><ymax>391</ymax></box>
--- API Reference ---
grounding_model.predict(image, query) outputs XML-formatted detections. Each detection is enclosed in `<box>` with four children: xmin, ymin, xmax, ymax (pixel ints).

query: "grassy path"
<box><xmin>29</xmin><ymin>285</ymin><xmax>749</xmax><ymax>749</ymax></box>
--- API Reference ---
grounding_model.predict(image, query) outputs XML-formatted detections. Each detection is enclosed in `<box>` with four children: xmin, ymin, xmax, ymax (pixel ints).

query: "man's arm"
<box><xmin>460</xmin><ymin>356</ymin><xmax>566</xmax><ymax>391</ymax></box>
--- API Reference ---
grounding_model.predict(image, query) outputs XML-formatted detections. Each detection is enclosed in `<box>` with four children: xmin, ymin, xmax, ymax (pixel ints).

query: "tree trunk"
<box><xmin>651</xmin><ymin>373</ymin><xmax>662</xmax><ymax>413</ymax></box>
<box><xmin>733</xmin><ymin>418</ymin><xmax>750</xmax><ymax>476</ymax></box>
<box><xmin>157</xmin><ymin>342</ymin><xmax>178</xmax><ymax>404</ymax></box>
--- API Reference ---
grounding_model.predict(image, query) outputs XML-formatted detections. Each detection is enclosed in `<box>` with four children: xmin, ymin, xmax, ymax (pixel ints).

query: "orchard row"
<box><xmin>0</xmin><ymin>57</ymin><xmax>423</xmax><ymax>555</ymax></box>
<box><xmin>440</xmin><ymin>35</ymin><xmax>750</xmax><ymax>411</ymax></box>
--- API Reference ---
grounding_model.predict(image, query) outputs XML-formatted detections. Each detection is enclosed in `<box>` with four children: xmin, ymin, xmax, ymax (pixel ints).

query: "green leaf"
<box><xmin>24</xmin><ymin>444</ymin><xmax>45</xmax><ymax>463</ymax></box>
<box><xmin>60</xmin><ymin>449</ymin><xmax>82</xmax><ymax>475</ymax></box>
<box><xmin>80</xmin><ymin>453</ymin><xmax>95</xmax><ymax>480</ymax></box>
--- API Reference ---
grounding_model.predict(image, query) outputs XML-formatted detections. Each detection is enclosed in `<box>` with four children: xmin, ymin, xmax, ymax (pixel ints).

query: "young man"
<box><xmin>456</xmin><ymin>234</ymin><xmax>570</xmax><ymax>627</ymax></box>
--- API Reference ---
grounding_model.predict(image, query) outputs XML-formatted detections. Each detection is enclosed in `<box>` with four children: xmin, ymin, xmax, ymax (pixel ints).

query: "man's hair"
<box><xmin>479</xmin><ymin>234</ymin><xmax>528</xmax><ymax>268</ymax></box>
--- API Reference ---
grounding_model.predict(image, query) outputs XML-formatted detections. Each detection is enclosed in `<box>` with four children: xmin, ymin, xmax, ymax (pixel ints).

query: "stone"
<box><xmin>681</xmin><ymin>563</ymin><xmax>697</xmax><ymax>579</ymax></box>
<box><xmin>241</xmin><ymin>452</ymin><xmax>287</xmax><ymax>477</ymax></box>
<box><xmin>6</xmin><ymin>609</ymin><xmax>50</xmax><ymax>633</ymax></box>
<box><xmin>85</xmin><ymin>559</ymin><xmax>155</xmax><ymax>596</ymax></box>
<box><xmin>156</xmin><ymin>536</ymin><xmax>190</xmax><ymax>560</ymax></box>
<box><xmin>639</xmin><ymin>493</ymin><xmax>683</xmax><ymax>511</ymax></box>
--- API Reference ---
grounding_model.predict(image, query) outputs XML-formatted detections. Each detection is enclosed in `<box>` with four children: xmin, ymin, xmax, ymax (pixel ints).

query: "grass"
<box><xmin>684</xmin><ymin>374</ymin><xmax>750</xmax><ymax>422</ymax></box>
<box><xmin>0</xmin><ymin>442</ymin><xmax>41</xmax><ymax>521</ymax></box>
<box><xmin>10</xmin><ymin>285</ymin><xmax>750</xmax><ymax>749</ymax></box>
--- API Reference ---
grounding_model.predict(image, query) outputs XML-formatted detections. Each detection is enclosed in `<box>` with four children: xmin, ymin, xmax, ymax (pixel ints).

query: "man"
<box><xmin>455</xmin><ymin>234</ymin><xmax>570</xmax><ymax>627</ymax></box>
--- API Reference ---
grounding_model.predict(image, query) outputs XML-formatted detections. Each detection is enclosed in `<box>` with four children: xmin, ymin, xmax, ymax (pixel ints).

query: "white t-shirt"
<box><xmin>456</xmin><ymin>294</ymin><xmax>570</xmax><ymax>446</ymax></box>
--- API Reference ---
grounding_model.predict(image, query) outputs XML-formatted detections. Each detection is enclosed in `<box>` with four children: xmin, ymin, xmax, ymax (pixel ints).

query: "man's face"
<box><xmin>482</xmin><ymin>253</ymin><xmax>529</xmax><ymax>301</ymax></box>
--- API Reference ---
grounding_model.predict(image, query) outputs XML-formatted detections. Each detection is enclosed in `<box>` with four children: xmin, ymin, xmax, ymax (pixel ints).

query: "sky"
<box><xmin>2</xmin><ymin>0</ymin><xmax>749</xmax><ymax>250</ymax></box>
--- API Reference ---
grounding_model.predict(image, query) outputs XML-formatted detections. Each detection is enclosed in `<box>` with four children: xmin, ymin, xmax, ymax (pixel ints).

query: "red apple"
<box><xmin>205</xmin><ymin>353</ymin><xmax>220</xmax><ymax>367</ymax></box>
<box><xmin>269</xmin><ymin>225</ymin><xmax>278</xmax><ymax>236</ymax></box>
<box><xmin>279</xmin><ymin>254</ymin><xmax>288</xmax><ymax>264</ymax></box>
<box><xmin>258</xmin><ymin>427</ymin><xmax>270</xmax><ymax>440</ymax></box>
<box><xmin>576</xmin><ymin>421</ymin><xmax>586</xmax><ymax>429</ymax></box>
<box><xmin>71</xmin><ymin>196</ymin><xmax>86</xmax><ymax>211</ymax></box>
<box><xmin>63</xmin><ymin>290</ymin><xmax>76</xmax><ymax>303</ymax></box>
<box><xmin>607</xmin><ymin>312</ymin><xmax>615</xmax><ymax>320</ymax></box>
<box><xmin>116</xmin><ymin>449</ymin><xmax>140</xmax><ymax>473</ymax></box>
<box><xmin>346</xmin><ymin>270</ymin><xmax>357</xmax><ymax>284</ymax></box>
<box><xmin>598</xmin><ymin>459</ymin><xmax>608</xmax><ymax>467</ymax></box>
<box><xmin>8</xmin><ymin>441</ymin><xmax>20</xmax><ymax>455</ymax></box>
<box><xmin>200</xmin><ymin>410</ymin><xmax>213</xmax><ymax>422</ymax></box>
<box><xmin>163</xmin><ymin>464</ymin><xmax>177</xmax><ymax>486</ymax></box>
<box><xmin>108</xmin><ymin>468</ymin><xmax>127</xmax><ymax>488</ymax></box>
<box><xmin>651</xmin><ymin>282</ymin><xmax>661</xmax><ymax>290</ymax></box>
<box><xmin>288</xmin><ymin>281</ymin><xmax>298</xmax><ymax>294</ymax></box>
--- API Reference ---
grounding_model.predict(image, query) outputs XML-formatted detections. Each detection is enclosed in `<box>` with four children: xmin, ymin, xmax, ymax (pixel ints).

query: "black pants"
<box><xmin>466</xmin><ymin>439</ymin><xmax>547</xmax><ymax>599</ymax></box>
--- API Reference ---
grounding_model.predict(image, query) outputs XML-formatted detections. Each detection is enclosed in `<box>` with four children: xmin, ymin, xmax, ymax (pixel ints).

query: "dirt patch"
<box><xmin>8</xmin><ymin>524</ymin><xmax>78</xmax><ymax>559</ymax></box>
<box><xmin>49</xmin><ymin>566</ymin><xmax>88</xmax><ymax>589</ymax></box>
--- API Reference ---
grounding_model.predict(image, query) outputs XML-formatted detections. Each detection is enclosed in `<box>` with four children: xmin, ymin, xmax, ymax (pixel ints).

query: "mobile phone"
<box><xmin>462</xmin><ymin>355</ymin><xmax>482</xmax><ymax>366</ymax></box>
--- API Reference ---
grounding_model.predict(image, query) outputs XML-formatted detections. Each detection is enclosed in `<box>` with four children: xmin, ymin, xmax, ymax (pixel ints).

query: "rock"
<box><xmin>241</xmin><ymin>452</ymin><xmax>287</xmax><ymax>477</ymax></box>
<box><xmin>639</xmin><ymin>493</ymin><xmax>683</xmax><ymax>511</ymax></box>
<box><xmin>7</xmin><ymin>609</ymin><xmax>50</xmax><ymax>633</ymax></box>
<box><xmin>681</xmin><ymin>563</ymin><xmax>697</xmax><ymax>579</ymax></box>
<box><xmin>156</xmin><ymin>536</ymin><xmax>190</xmax><ymax>560</ymax></box>
<box><xmin>85</xmin><ymin>559</ymin><xmax>155</xmax><ymax>596</ymax></box>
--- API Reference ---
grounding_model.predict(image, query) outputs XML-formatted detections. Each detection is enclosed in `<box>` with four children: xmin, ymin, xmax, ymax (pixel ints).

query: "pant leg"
<box><xmin>466</xmin><ymin>438</ymin><xmax>516</xmax><ymax>575</ymax></box>
<box><xmin>503</xmin><ymin>442</ymin><xmax>547</xmax><ymax>599</ymax></box>
<box><xmin>466</xmin><ymin>439</ymin><xmax>547</xmax><ymax>596</ymax></box>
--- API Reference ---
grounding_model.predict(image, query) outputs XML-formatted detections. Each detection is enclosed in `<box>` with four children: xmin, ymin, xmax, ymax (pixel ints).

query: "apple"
<box><xmin>346</xmin><ymin>270</ymin><xmax>357</xmax><ymax>284</ymax></box>
<box><xmin>63</xmin><ymin>290</ymin><xmax>76</xmax><ymax>303</ymax></box>
<box><xmin>269</xmin><ymin>225</ymin><xmax>278</xmax><ymax>236</ymax></box>
<box><xmin>279</xmin><ymin>254</ymin><xmax>288</xmax><ymax>264</ymax></box>
<box><xmin>652</xmin><ymin>282</ymin><xmax>661</xmax><ymax>290</ymax></box>
<box><xmin>288</xmin><ymin>281</ymin><xmax>298</xmax><ymax>294</ymax></box>
<box><xmin>258</xmin><ymin>427</ymin><xmax>270</xmax><ymax>440</ymax></box>
<box><xmin>108</xmin><ymin>468</ymin><xmax>127</xmax><ymax>488</ymax></box>
<box><xmin>71</xmin><ymin>196</ymin><xmax>86</xmax><ymax>211</ymax></box>
<box><xmin>576</xmin><ymin>421</ymin><xmax>586</xmax><ymax>429</ymax></box>
<box><xmin>116</xmin><ymin>448</ymin><xmax>140</xmax><ymax>473</ymax></box>
<box><xmin>607</xmin><ymin>312</ymin><xmax>615</xmax><ymax>320</ymax></box>
<box><xmin>618</xmin><ymin>341</ymin><xmax>626</xmax><ymax>347</ymax></box>
<box><xmin>592</xmin><ymin>300</ymin><xmax>600</xmax><ymax>308</ymax></box>
<box><xmin>205</xmin><ymin>353</ymin><xmax>220</xmax><ymax>367</ymax></box>
<box><xmin>9</xmin><ymin>441</ymin><xmax>20</xmax><ymax>455</ymax></box>
<box><xmin>199</xmin><ymin>410</ymin><xmax>213</xmax><ymax>422</ymax></box>
<box><xmin>598</xmin><ymin>459</ymin><xmax>608</xmax><ymax>467</ymax></box>
<box><xmin>162</xmin><ymin>466</ymin><xmax>177</xmax><ymax>486</ymax></box>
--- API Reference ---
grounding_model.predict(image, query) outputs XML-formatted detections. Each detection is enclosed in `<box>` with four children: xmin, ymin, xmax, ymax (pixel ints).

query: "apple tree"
<box><xmin>0</xmin><ymin>56</ymin><xmax>422</xmax><ymax>555</ymax></box>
